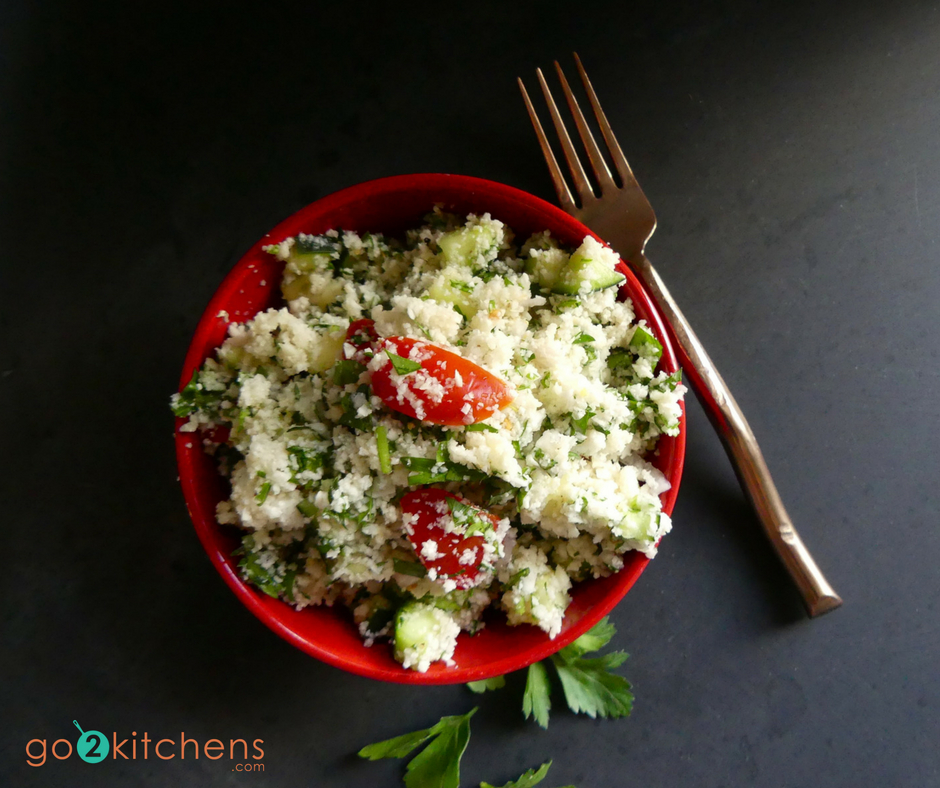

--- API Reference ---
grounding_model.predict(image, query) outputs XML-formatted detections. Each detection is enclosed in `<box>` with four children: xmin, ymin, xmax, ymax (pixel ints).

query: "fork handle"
<box><xmin>632</xmin><ymin>254</ymin><xmax>842</xmax><ymax>617</ymax></box>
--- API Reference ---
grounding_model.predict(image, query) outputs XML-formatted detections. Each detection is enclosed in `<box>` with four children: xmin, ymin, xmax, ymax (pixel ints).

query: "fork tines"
<box><xmin>518</xmin><ymin>54</ymin><xmax>638</xmax><ymax>210</ymax></box>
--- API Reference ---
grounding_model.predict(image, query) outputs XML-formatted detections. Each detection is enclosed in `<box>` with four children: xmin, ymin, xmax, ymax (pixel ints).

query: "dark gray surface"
<box><xmin>2</xmin><ymin>1</ymin><xmax>938</xmax><ymax>785</ymax></box>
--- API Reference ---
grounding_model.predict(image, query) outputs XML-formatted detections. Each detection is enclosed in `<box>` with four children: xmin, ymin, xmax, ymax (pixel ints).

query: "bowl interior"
<box><xmin>175</xmin><ymin>173</ymin><xmax>686</xmax><ymax>684</ymax></box>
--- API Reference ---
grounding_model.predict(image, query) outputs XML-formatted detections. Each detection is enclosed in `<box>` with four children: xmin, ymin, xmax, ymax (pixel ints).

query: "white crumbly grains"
<box><xmin>177</xmin><ymin>213</ymin><xmax>685</xmax><ymax>672</ymax></box>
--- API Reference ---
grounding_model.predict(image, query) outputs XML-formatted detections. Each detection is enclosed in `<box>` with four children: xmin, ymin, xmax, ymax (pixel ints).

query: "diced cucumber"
<box><xmin>393</xmin><ymin>601</ymin><xmax>457</xmax><ymax>666</ymax></box>
<box><xmin>427</xmin><ymin>277</ymin><xmax>478</xmax><ymax>319</ymax></box>
<box><xmin>290</xmin><ymin>251</ymin><xmax>333</xmax><ymax>274</ymax></box>
<box><xmin>282</xmin><ymin>273</ymin><xmax>345</xmax><ymax>308</ymax></box>
<box><xmin>524</xmin><ymin>246</ymin><xmax>568</xmax><ymax>290</ymax></box>
<box><xmin>552</xmin><ymin>249</ymin><xmax>625</xmax><ymax>294</ymax></box>
<box><xmin>438</xmin><ymin>224</ymin><xmax>498</xmax><ymax>266</ymax></box>
<box><xmin>307</xmin><ymin>326</ymin><xmax>346</xmax><ymax>373</ymax></box>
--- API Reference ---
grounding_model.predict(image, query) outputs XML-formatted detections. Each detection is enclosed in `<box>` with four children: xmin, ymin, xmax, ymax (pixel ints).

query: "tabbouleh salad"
<box><xmin>172</xmin><ymin>210</ymin><xmax>684</xmax><ymax>672</ymax></box>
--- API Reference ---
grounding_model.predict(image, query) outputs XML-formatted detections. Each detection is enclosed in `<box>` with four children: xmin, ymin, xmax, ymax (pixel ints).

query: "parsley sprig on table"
<box><xmin>358</xmin><ymin>618</ymin><xmax>630</xmax><ymax>786</ymax></box>
<box><xmin>359</xmin><ymin>708</ymin><xmax>476</xmax><ymax>788</ymax></box>
<box><xmin>482</xmin><ymin>760</ymin><xmax>574</xmax><ymax>788</ymax></box>
<box><xmin>526</xmin><ymin>616</ymin><xmax>633</xmax><ymax>727</ymax></box>
<box><xmin>468</xmin><ymin>617</ymin><xmax>633</xmax><ymax>728</ymax></box>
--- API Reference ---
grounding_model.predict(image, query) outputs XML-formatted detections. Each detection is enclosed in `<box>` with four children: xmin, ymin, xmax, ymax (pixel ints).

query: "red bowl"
<box><xmin>175</xmin><ymin>173</ymin><xmax>686</xmax><ymax>684</ymax></box>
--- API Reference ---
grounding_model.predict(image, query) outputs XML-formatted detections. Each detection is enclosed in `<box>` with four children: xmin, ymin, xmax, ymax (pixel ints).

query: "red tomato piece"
<box><xmin>202</xmin><ymin>424</ymin><xmax>230</xmax><ymax>444</ymax></box>
<box><xmin>344</xmin><ymin>318</ymin><xmax>379</xmax><ymax>364</ymax></box>
<box><xmin>400</xmin><ymin>489</ymin><xmax>500</xmax><ymax>589</ymax></box>
<box><xmin>371</xmin><ymin>337</ymin><xmax>513</xmax><ymax>426</ymax></box>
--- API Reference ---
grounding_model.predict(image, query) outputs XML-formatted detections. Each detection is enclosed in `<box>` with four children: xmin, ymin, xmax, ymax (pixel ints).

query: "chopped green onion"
<box><xmin>376</xmin><ymin>425</ymin><xmax>392</xmax><ymax>474</ymax></box>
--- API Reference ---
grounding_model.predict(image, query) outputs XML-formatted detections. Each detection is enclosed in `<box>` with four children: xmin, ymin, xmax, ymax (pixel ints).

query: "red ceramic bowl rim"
<box><xmin>175</xmin><ymin>173</ymin><xmax>686</xmax><ymax>684</ymax></box>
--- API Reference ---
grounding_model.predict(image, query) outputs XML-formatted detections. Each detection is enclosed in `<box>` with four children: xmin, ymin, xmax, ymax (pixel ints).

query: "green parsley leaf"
<box><xmin>296</xmin><ymin>499</ymin><xmax>318</xmax><ymax>518</ymax></box>
<box><xmin>466</xmin><ymin>423</ymin><xmax>499</xmax><ymax>433</ymax></box>
<box><xmin>339</xmin><ymin>389</ymin><xmax>373</xmax><ymax>432</ymax></box>
<box><xmin>446</xmin><ymin>496</ymin><xmax>493</xmax><ymax>537</ymax></box>
<box><xmin>387</xmin><ymin>349</ymin><xmax>422</xmax><ymax>375</ymax></box>
<box><xmin>559</xmin><ymin>617</ymin><xmax>616</xmax><ymax>659</ymax></box>
<box><xmin>573</xmin><ymin>333</ymin><xmax>595</xmax><ymax>345</ymax></box>
<box><xmin>171</xmin><ymin>368</ymin><xmax>225</xmax><ymax>417</ymax></box>
<box><xmin>569</xmin><ymin>409</ymin><xmax>595</xmax><ymax>435</ymax></box>
<box><xmin>393</xmin><ymin>558</ymin><xmax>427</xmax><ymax>578</ymax></box>
<box><xmin>466</xmin><ymin>675</ymin><xmax>506</xmax><ymax>694</ymax></box>
<box><xmin>628</xmin><ymin>326</ymin><xmax>663</xmax><ymax>362</ymax></box>
<box><xmin>359</xmin><ymin>724</ymin><xmax>441</xmax><ymax>760</ymax></box>
<box><xmin>359</xmin><ymin>709</ymin><xmax>477</xmax><ymax>788</ymax></box>
<box><xmin>522</xmin><ymin>661</ymin><xmax>552</xmax><ymax>729</ymax></box>
<box><xmin>480</xmin><ymin>761</ymin><xmax>553</xmax><ymax>788</ymax></box>
<box><xmin>401</xmin><ymin>456</ymin><xmax>486</xmax><ymax>486</ymax></box>
<box><xmin>551</xmin><ymin>651</ymin><xmax>633</xmax><ymax>720</ymax></box>
<box><xmin>255</xmin><ymin>482</ymin><xmax>271</xmax><ymax>504</ymax></box>
<box><xmin>606</xmin><ymin>348</ymin><xmax>633</xmax><ymax>371</ymax></box>
<box><xmin>334</xmin><ymin>359</ymin><xmax>366</xmax><ymax>385</ymax></box>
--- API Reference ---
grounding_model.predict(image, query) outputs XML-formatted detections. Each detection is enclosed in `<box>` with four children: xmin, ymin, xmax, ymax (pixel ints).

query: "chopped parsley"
<box><xmin>387</xmin><ymin>349</ymin><xmax>423</xmax><ymax>375</ymax></box>
<box><xmin>334</xmin><ymin>359</ymin><xmax>366</xmax><ymax>385</ymax></box>
<box><xmin>466</xmin><ymin>422</ymin><xmax>499</xmax><ymax>433</ymax></box>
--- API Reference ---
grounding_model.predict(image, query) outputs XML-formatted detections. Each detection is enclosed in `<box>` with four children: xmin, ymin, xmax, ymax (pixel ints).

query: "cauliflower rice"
<box><xmin>172</xmin><ymin>210</ymin><xmax>685</xmax><ymax>672</ymax></box>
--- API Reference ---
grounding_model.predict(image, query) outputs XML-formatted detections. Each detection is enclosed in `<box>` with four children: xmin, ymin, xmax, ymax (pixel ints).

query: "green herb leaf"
<box><xmin>393</xmin><ymin>558</ymin><xmax>427</xmax><ymax>578</ymax></box>
<box><xmin>376</xmin><ymin>425</ymin><xmax>392</xmax><ymax>474</ymax></box>
<box><xmin>551</xmin><ymin>651</ymin><xmax>633</xmax><ymax>720</ymax></box>
<box><xmin>334</xmin><ymin>359</ymin><xmax>366</xmax><ymax>385</ymax></box>
<box><xmin>402</xmin><ymin>456</ymin><xmax>487</xmax><ymax>486</ymax></box>
<box><xmin>171</xmin><ymin>368</ymin><xmax>225</xmax><ymax>417</ymax></box>
<box><xmin>559</xmin><ymin>616</ymin><xmax>616</xmax><ymax>660</ymax></box>
<box><xmin>339</xmin><ymin>389</ymin><xmax>373</xmax><ymax>432</ymax></box>
<box><xmin>255</xmin><ymin>482</ymin><xmax>271</xmax><ymax>504</ymax></box>
<box><xmin>628</xmin><ymin>326</ymin><xmax>663</xmax><ymax>362</ymax></box>
<box><xmin>480</xmin><ymin>761</ymin><xmax>554</xmax><ymax>788</ymax></box>
<box><xmin>523</xmin><ymin>661</ymin><xmax>552</xmax><ymax>729</ymax></box>
<box><xmin>446</xmin><ymin>496</ymin><xmax>494</xmax><ymax>537</ymax></box>
<box><xmin>569</xmin><ymin>409</ymin><xmax>595</xmax><ymax>435</ymax></box>
<box><xmin>359</xmin><ymin>723</ymin><xmax>442</xmax><ymax>760</ymax></box>
<box><xmin>606</xmin><ymin>348</ymin><xmax>633</xmax><ymax>371</ymax></box>
<box><xmin>387</xmin><ymin>349</ymin><xmax>423</xmax><ymax>375</ymax></box>
<box><xmin>573</xmin><ymin>333</ymin><xmax>595</xmax><ymax>345</ymax></box>
<box><xmin>466</xmin><ymin>675</ymin><xmax>506</xmax><ymax>694</ymax></box>
<box><xmin>466</xmin><ymin>423</ymin><xmax>499</xmax><ymax>433</ymax></box>
<box><xmin>406</xmin><ymin>709</ymin><xmax>474</xmax><ymax>788</ymax></box>
<box><xmin>359</xmin><ymin>709</ymin><xmax>477</xmax><ymax>788</ymax></box>
<box><xmin>296</xmin><ymin>499</ymin><xmax>318</xmax><ymax>518</ymax></box>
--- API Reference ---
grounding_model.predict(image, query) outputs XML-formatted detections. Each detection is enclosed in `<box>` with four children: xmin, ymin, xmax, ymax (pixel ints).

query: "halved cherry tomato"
<box><xmin>344</xmin><ymin>318</ymin><xmax>379</xmax><ymax>364</ymax></box>
<box><xmin>400</xmin><ymin>488</ymin><xmax>500</xmax><ymax>589</ymax></box>
<box><xmin>371</xmin><ymin>336</ymin><xmax>513</xmax><ymax>426</ymax></box>
<box><xmin>202</xmin><ymin>424</ymin><xmax>230</xmax><ymax>444</ymax></box>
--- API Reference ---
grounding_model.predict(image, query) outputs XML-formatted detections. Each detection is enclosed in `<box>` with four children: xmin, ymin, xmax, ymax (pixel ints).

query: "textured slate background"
<box><xmin>2</xmin><ymin>0</ymin><xmax>938</xmax><ymax>785</ymax></box>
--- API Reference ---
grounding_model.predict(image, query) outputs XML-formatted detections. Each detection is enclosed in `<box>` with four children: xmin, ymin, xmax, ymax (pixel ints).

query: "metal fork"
<box><xmin>519</xmin><ymin>55</ymin><xmax>842</xmax><ymax>617</ymax></box>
